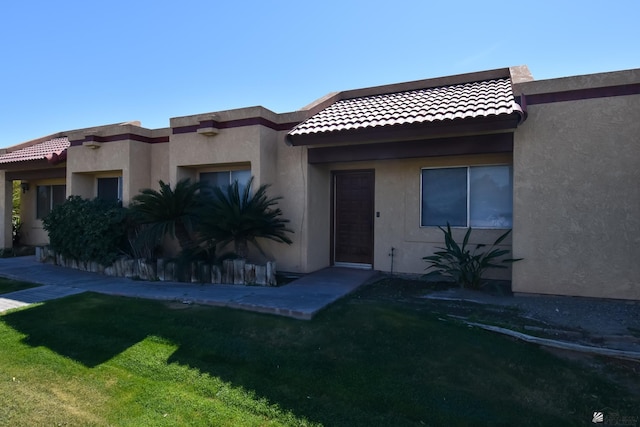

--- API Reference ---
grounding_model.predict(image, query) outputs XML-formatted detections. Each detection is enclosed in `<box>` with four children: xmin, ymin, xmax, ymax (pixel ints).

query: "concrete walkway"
<box><xmin>0</xmin><ymin>257</ymin><xmax>378</xmax><ymax>319</ymax></box>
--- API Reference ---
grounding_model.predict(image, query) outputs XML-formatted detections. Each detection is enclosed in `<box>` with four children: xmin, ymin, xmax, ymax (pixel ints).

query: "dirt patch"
<box><xmin>361</xmin><ymin>278</ymin><xmax>640</xmax><ymax>352</ymax></box>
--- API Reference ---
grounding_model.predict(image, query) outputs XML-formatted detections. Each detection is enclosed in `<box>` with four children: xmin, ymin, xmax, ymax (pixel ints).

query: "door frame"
<box><xmin>330</xmin><ymin>169</ymin><xmax>375</xmax><ymax>269</ymax></box>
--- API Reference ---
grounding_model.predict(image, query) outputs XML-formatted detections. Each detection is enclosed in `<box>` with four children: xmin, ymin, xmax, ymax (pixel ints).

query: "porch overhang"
<box><xmin>286</xmin><ymin>73</ymin><xmax>526</xmax><ymax>154</ymax></box>
<box><xmin>307</xmin><ymin>132</ymin><xmax>514</xmax><ymax>164</ymax></box>
<box><xmin>0</xmin><ymin>136</ymin><xmax>70</xmax><ymax>167</ymax></box>
<box><xmin>288</xmin><ymin>113</ymin><xmax>521</xmax><ymax>147</ymax></box>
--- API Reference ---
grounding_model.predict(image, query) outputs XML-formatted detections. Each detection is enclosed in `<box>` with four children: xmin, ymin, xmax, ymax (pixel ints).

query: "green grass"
<box><xmin>0</xmin><ymin>277</ymin><xmax>41</xmax><ymax>294</ymax></box>
<box><xmin>0</xmin><ymin>278</ymin><xmax>638</xmax><ymax>426</ymax></box>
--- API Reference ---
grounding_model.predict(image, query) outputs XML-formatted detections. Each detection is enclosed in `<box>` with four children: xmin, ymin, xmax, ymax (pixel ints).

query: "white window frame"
<box><xmin>199</xmin><ymin>168</ymin><xmax>251</xmax><ymax>191</ymax></box>
<box><xmin>420</xmin><ymin>164</ymin><xmax>513</xmax><ymax>229</ymax></box>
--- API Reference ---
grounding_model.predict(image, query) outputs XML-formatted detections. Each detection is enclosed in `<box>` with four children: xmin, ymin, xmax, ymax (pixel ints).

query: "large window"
<box><xmin>421</xmin><ymin>165</ymin><xmax>512</xmax><ymax>228</ymax></box>
<box><xmin>200</xmin><ymin>170</ymin><xmax>251</xmax><ymax>193</ymax></box>
<box><xmin>37</xmin><ymin>185</ymin><xmax>66</xmax><ymax>219</ymax></box>
<box><xmin>97</xmin><ymin>177</ymin><xmax>122</xmax><ymax>202</ymax></box>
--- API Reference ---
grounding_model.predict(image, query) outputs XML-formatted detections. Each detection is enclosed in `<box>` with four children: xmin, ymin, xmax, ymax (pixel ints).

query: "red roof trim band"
<box><xmin>69</xmin><ymin>133</ymin><xmax>170</xmax><ymax>146</ymax></box>
<box><xmin>173</xmin><ymin>117</ymin><xmax>300</xmax><ymax>135</ymax></box>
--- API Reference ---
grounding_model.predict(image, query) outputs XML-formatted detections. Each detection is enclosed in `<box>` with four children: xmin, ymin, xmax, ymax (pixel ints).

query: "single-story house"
<box><xmin>1</xmin><ymin>65</ymin><xmax>638</xmax><ymax>300</ymax></box>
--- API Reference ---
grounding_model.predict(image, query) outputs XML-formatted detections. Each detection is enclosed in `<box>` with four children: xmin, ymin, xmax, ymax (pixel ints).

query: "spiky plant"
<box><xmin>198</xmin><ymin>177</ymin><xmax>293</xmax><ymax>259</ymax></box>
<box><xmin>129</xmin><ymin>179</ymin><xmax>207</xmax><ymax>254</ymax></box>
<box><xmin>423</xmin><ymin>223</ymin><xmax>521</xmax><ymax>289</ymax></box>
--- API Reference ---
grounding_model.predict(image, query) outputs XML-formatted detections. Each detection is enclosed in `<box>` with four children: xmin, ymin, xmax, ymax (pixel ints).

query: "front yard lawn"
<box><xmin>0</xmin><ymin>278</ymin><xmax>637</xmax><ymax>426</ymax></box>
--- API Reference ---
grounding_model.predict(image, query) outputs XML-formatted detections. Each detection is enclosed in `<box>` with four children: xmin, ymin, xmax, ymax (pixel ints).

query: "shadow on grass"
<box><xmin>0</xmin><ymin>277</ymin><xmax>42</xmax><ymax>294</ymax></box>
<box><xmin>2</xmin><ymin>283</ymin><xmax>638</xmax><ymax>426</ymax></box>
<box><xmin>3</xmin><ymin>293</ymin><xmax>151</xmax><ymax>367</ymax></box>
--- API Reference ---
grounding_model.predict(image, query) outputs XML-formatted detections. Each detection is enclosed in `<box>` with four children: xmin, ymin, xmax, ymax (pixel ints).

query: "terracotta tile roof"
<box><xmin>289</xmin><ymin>78</ymin><xmax>523</xmax><ymax>136</ymax></box>
<box><xmin>0</xmin><ymin>137</ymin><xmax>70</xmax><ymax>164</ymax></box>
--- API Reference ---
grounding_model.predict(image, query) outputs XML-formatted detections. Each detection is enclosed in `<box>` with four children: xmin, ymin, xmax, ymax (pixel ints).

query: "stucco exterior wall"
<box><xmin>259</xmin><ymin>132</ymin><xmax>322</xmax><ymax>273</ymax></box>
<box><xmin>312</xmin><ymin>153</ymin><xmax>514</xmax><ymax>277</ymax></box>
<box><xmin>513</xmin><ymin>72</ymin><xmax>640</xmax><ymax>299</ymax></box>
<box><xmin>67</xmin><ymin>142</ymin><xmax>126</xmax><ymax>200</ymax></box>
<box><xmin>150</xmin><ymin>143</ymin><xmax>170</xmax><ymax>188</ymax></box>
<box><xmin>68</xmin><ymin>140</ymin><xmax>143</xmax><ymax>203</ymax></box>
<box><xmin>166</xmin><ymin>115</ymin><xmax>310</xmax><ymax>272</ymax></box>
<box><xmin>304</xmin><ymin>162</ymin><xmax>331</xmax><ymax>271</ymax></box>
<box><xmin>19</xmin><ymin>177</ymin><xmax>66</xmax><ymax>245</ymax></box>
<box><xmin>170</xmin><ymin>127</ymin><xmax>261</xmax><ymax>184</ymax></box>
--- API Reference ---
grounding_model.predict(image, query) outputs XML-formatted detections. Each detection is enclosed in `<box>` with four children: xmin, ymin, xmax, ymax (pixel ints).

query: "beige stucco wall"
<box><xmin>67</xmin><ymin>140</ymin><xmax>167</xmax><ymax>204</ymax></box>
<box><xmin>19</xmin><ymin>177</ymin><xmax>66</xmax><ymax>245</ymax></box>
<box><xmin>513</xmin><ymin>71</ymin><xmax>640</xmax><ymax>299</ymax></box>
<box><xmin>306</xmin><ymin>153</ymin><xmax>514</xmax><ymax>277</ymax></box>
<box><xmin>150</xmin><ymin>143</ymin><xmax>169</xmax><ymax>188</ymax></box>
<box><xmin>170</xmin><ymin>125</ymin><xmax>269</xmax><ymax>188</ymax></box>
<box><xmin>304</xmin><ymin>162</ymin><xmax>331</xmax><ymax>271</ymax></box>
<box><xmin>263</xmin><ymin>132</ymin><xmax>313</xmax><ymax>272</ymax></box>
<box><xmin>167</xmin><ymin>113</ymin><xmax>310</xmax><ymax>272</ymax></box>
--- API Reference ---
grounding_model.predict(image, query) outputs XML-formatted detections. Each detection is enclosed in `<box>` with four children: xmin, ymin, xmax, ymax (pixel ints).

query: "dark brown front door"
<box><xmin>332</xmin><ymin>170</ymin><xmax>374</xmax><ymax>266</ymax></box>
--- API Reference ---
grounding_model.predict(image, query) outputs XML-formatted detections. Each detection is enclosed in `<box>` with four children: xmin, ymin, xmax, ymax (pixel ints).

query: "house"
<box><xmin>1</xmin><ymin>65</ymin><xmax>638</xmax><ymax>300</ymax></box>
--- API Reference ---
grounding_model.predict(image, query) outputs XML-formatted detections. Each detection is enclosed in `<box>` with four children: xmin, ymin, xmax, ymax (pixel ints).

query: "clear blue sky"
<box><xmin>2</xmin><ymin>1</ymin><xmax>638</xmax><ymax>146</ymax></box>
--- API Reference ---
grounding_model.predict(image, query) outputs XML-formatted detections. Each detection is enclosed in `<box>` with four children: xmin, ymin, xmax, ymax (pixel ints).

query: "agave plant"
<box><xmin>129</xmin><ymin>179</ymin><xmax>207</xmax><ymax>254</ymax></box>
<box><xmin>198</xmin><ymin>177</ymin><xmax>293</xmax><ymax>259</ymax></box>
<box><xmin>423</xmin><ymin>223</ymin><xmax>521</xmax><ymax>289</ymax></box>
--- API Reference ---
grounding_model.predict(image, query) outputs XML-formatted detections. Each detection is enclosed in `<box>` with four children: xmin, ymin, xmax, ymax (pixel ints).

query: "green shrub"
<box><xmin>129</xmin><ymin>179</ymin><xmax>207</xmax><ymax>255</ymax></box>
<box><xmin>42</xmin><ymin>196</ymin><xmax>130</xmax><ymax>265</ymax></box>
<box><xmin>423</xmin><ymin>223</ymin><xmax>521</xmax><ymax>289</ymax></box>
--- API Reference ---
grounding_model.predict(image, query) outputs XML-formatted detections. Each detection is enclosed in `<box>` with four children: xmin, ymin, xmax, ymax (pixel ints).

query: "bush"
<box><xmin>423</xmin><ymin>223</ymin><xmax>521</xmax><ymax>289</ymax></box>
<box><xmin>198</xmin><ymin>177</ymin><xmax>293</xmax><ymax>260</ymax></box>
<box><xmin>129</xmin><ymin>179</ymin><xmax>207</xmax><ymax>255</ymax></box>
<box><xmin>42</xmin><ymin>196</ymin><xmax>130</xmax><ymax>265</ymax></box>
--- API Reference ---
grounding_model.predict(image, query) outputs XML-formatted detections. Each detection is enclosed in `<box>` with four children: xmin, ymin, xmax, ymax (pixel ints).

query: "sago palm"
<box><xmin>130</xmin><ymin>179</ymin><xmax>206</xmax><ymax>254</ymax></box>
<box><xmin>198</xmin><ymin>177</ymin><xmax>293</xmax><ymax>259</ymax></box>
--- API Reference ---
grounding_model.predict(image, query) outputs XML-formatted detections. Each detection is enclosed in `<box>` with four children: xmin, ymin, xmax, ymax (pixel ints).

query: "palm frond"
<box><xmin>129</xmin><ymin>179</ymin><xmax>206</xmax><ymax>252</ymax></box>
<box><xmin>198</xmin><ymin>177</ymin><xmax>293</xmax><ymax>259</ymax></box>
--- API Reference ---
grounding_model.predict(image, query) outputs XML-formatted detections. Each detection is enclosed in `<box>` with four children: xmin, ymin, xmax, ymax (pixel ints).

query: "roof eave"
<box><xmin>287</xmin><ymin>114</ymin><xmax>522</xmax><ymax>147</ymax></box>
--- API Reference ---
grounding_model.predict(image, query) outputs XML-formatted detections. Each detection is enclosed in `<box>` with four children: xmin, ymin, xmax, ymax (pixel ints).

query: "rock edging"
<box><xmin>34</xmin><ymin>246</ymin><xmax>277</xmax><ymax>286</ymax></box>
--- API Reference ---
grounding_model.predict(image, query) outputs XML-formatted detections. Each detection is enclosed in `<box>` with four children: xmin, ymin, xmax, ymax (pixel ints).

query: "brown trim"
<box><xmin>172</xmin><ymin>117</ymin><xmax>300</xmax><ymax>135</ymax></box>
<box><xmin>6</xmin><ymin>167</ymin><xmax>66</xmax><ymax>181</ymax></box>
<box><xmin>289</xmin><ymin>115</ymin><xmax>521</xmax><ymax>147</ymax></box>
<box><xmin>309</xmin><ymin>133</ymin><xmax>513</xmax><ymax>164</ymax></box>
<box><xmin>517</xmin><ymin>83</ymin><xmax>640</xmax><ymax>106</ymax></box>
<box><xmin>0</xmin><ymin>159</ymin><xmax>53</xmax><ymax>171</ymax></box>
<box><xmin>69</xmin><ymin>133</ymin><xmax>170</xmax><ymax>146</ymax></box>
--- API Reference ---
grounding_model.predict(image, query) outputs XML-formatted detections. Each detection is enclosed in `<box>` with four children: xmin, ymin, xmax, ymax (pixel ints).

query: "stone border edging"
<box><xmin>34</xmin><ymin>246</ymin><xmax>277</xmax><ymax>286</ymax></box>
<box><xmin>466</xmin><ymin>321</ymin><xmax>640</xmax><ymax>362</ymax></box>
